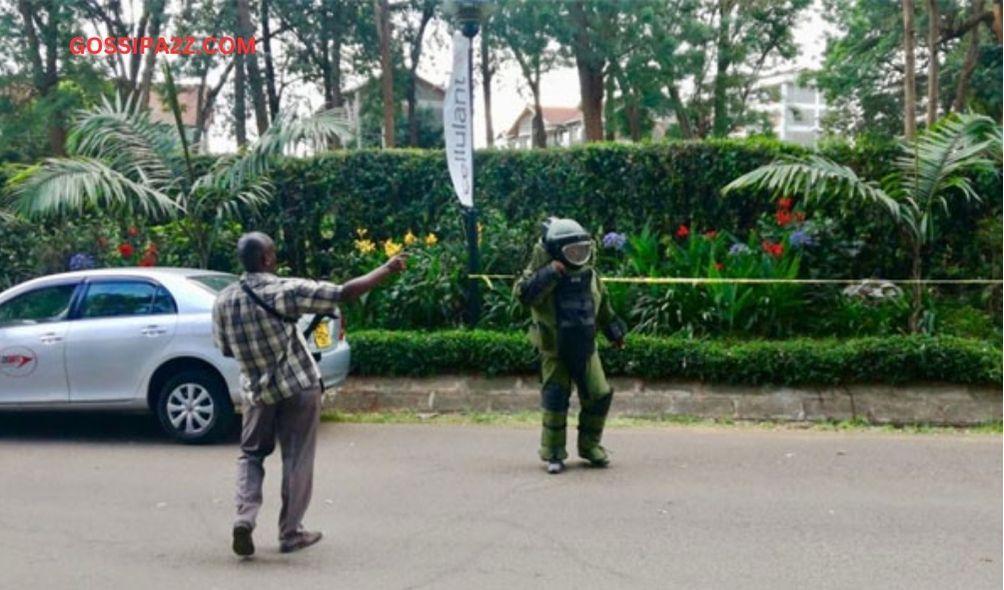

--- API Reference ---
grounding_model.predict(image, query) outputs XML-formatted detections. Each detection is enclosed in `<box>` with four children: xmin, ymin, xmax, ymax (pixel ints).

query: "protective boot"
<box><xmin>539</xmin><ymin>380</ymin><xmax>571</xmax><ymax>464</ymax></box>
<box><xmin>539</xmin><ymin>410</ymin><xmax>569</xmax><ymax>462</ymax></box>
<box><xmin>577</xmin><ymin>391</ymin><xmax>612</xmax><ymax>467</ymax></box>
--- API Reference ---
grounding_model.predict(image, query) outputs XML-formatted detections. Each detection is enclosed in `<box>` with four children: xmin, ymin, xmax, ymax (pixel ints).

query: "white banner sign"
<box><xmin>444</xmin><ymin>31</ymin><xmax>473</xmax><ymax>208</ymax></box>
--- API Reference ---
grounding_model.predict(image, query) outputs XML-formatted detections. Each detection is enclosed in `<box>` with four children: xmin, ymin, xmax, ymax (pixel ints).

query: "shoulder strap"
<box><xmin>240</xmin><ymin>280</ymin><xmax>335</xmax><ymax>339</ymax></box>
<box><xmin>240</xmin><ymin>281</ymin><xmax>297</xmax><ymax>324</ymax></box>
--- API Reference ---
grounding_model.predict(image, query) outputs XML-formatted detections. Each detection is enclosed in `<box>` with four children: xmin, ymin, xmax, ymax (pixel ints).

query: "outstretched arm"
<box><xmin>287</xmin><ymin>254</ymin><xmax>408</xmax><ymax>315</ymax></box>
<box><xmin>340</xmin><ymin>254</ymin><xmax>408</xmax><ymax>302</ymax></box>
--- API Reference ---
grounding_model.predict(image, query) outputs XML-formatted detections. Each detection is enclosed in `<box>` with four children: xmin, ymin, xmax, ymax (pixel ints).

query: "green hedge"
<box><xmin>263</xmin><ymin>139</ymin><xmax>1000</xmax><ymax>281</ymax></box>
<box><xmin>348</xmin><ymin>330</ymin><xmax>1003</xmax><ymax>386</ymax></box>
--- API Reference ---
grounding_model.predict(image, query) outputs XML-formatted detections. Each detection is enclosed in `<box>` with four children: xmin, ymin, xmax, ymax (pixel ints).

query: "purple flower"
<box><xmin>602</xmin><ymin>232</ymin><xmax>627</xmax><ymax>251</ymax></box>
<box><xmin>68</xmin><ymin>252</ymin><xmax>95</xmax><ymax>271</ymax></box>
<box><xmin>789</xmin><ymin>229</ymin><xmax>815</xmax><ymax>248</ymax></box>
<box><xmin>728</xmin><ymin>243</ymin><xmax>750</xmax><ymax>256</ymax></box>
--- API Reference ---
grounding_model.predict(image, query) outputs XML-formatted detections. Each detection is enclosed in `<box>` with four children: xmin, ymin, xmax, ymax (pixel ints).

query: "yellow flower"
<box><xmin>356</xmin><ymin>227</ymin><xmax>368</xmax><ymax>238</ymax></box>
<box><xmin>403</xmin><ymin>230</ymin><xmax>417</xmax><ymax>246</ymax></box>
<box><xmin>383</xmin><ymin>239</ymin><xmax>403</xmax><ymax>258</ymax></box>
<box><xmin>424</xmin><ymin>232</ymin><xmax>438</xmax><ymax>247</ymax></box>
<box><xmin>354</xmin><ymin>238</ymin><xmax>376</xmax><ymax>254</ymax></box>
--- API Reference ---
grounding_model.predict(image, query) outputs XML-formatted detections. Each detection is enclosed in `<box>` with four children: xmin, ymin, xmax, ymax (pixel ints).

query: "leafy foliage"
<box><xmin>723</xmin><ymin>113</ymin><xmax>1001</xmax><ymax>330</ymax></box>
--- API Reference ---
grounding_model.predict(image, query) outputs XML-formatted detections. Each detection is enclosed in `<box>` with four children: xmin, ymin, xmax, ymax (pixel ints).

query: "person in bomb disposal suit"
<box><xmin>514</xmin><ymin>218</ymin><xmax>628</xmax><ymax>474</ymax></box>
<box><xmin>213</xmin><ymin>231</ymin><xmax>407</xmax><ymax>556</ymax></box>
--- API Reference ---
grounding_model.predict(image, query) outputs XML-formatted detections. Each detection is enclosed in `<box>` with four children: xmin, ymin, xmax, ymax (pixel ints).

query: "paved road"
<box><xmin>0</xmin><ymin>414</ymin><xmax>1000</xmax><ymax>590</ymax></box>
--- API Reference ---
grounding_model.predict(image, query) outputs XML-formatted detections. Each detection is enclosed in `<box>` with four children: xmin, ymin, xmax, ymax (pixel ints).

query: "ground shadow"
<box><xmin>0</xmin><ymin>411</ymin><xmax>239</xmax><ymax>445</ymax></box>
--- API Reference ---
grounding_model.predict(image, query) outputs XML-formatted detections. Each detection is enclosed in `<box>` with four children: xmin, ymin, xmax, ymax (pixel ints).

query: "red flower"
<box><xmin>794</xmin><ymin>211</ymin><xmax>806</xmax><ymax>222</ymax></box>
<box><xmin>775</xmin><ymin>209</ymin><xmax>793</xmax><ymax>227</ymax></box>
<box><xmin>139</xmin><ymin>253</ymin><xmax>156</xmax><ymax>267</ymax></box>
<box><xmin>703</xmin><ymin>230</ymin><xmax>718</xmax><ymax>239</ymax></box>
<box><xmin>117</xmin><ymin>243</ymin><xmax>134</xmax><ymax>258</ymax></box>
<box><xmin>127</xmin><ymin>226</ymin><xmax>140</xmax><ymax>237</ymax></box>
<box><xmin>144</xmin><ymin>242</ymin><xmax>158</xmax><ymax>255</ymax></box>
<box><xmin>714</xmin><ymin>262</ymin><xmax>724</xmax><ymax>271</ymax></box>
<box><xmin>676</xmin><ymin>224</ymin><xmax>690</xmax><ymax>239</ymax></box>
<box><xmin>761</xmin><ymin>240</ymin><xmax>784</xmax><ymax>259</ymax></box>
<box><xmin>777</xmin><ymin>197</ymin><xmax>793</xmax><ymax>210</ymax></box>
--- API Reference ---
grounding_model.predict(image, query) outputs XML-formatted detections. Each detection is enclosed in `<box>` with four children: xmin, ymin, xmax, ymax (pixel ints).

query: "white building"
<box><xmin>499</xmin><ymin>106</ymin><xmax>585</xmax><ymax>149</ymax></box>
<box><xmin>344</xmin><ymin>76</ymin><xmax>446</xmax><ymax>148</ymax></box>
<box><xmin>748</xmin><ymin>70</ymin><xmax>827</xmax><ymax>146</ymax></box>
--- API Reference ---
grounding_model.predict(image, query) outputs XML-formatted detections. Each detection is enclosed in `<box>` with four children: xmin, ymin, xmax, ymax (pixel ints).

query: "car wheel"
<box><xmin>156</xmin><ymin>369</ymin><xmax>235</xmax><ymax>444</ymax></box>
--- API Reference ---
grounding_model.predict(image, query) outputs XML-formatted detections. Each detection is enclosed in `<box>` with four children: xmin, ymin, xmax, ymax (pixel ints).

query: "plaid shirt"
<box><xmin>212</xmin><ymin>272</ymin><xmax>342</xmax><ymax>405</ymax></box>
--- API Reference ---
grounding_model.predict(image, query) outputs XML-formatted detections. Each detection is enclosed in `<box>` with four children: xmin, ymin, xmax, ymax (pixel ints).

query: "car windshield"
<box><xmin>189</xmin><ymin>274</ymin><xmax>238</xmax><ymax>294</ymax></box>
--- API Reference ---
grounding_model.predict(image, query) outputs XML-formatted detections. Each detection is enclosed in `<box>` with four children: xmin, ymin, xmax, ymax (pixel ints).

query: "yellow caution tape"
<box><xmin>470</xmin><ymin>274</ymin><xmax>1002</xmax><ymax>287</ymax></box>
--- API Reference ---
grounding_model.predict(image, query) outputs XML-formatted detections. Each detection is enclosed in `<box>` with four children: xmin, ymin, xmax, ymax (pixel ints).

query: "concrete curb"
<box><xmin>325</xmin><ymin>375</ymin><xmax>1002</xmax><ymax>426</ymax></box>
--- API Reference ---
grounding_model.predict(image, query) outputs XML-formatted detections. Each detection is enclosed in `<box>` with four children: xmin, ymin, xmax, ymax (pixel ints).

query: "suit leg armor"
<box><xmin>539</xmin><ymin>359</ymin><xmax>571</xmax><ymax>462</ymax></box>
<box><xmin>576</xmin><ymin>352</ymin><xmax>613</xmax><ymax>466</ymax></box>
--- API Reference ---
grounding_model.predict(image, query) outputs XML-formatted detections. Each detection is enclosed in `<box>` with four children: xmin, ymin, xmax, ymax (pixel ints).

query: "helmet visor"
<box><xmin>561</xmin><ymin>240</ymin><xmax>593</xmax><ymax>266</ymax></box>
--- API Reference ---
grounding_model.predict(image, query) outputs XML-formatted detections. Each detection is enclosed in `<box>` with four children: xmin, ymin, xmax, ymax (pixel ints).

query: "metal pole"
<box><xmin>463</xmin><ymin>23</ymin><xmax>481</xmax><ymax>326</ymax></box>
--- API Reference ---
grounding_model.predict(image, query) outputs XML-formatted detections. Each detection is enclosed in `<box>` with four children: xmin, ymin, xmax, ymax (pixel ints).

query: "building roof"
<box><xmin>505</xmin><ymin>105</ymin><xmax>583</xmax><ymax>138</ymax></box>
<box><xmin>344</xmin><ymin>75</ymin><xmax>445</xmax><ymax>100</ymax></box>
<box><xmin>149</xmin><ymin>84</ymin><xmax>203</xmax><ymax>127</ymax></box>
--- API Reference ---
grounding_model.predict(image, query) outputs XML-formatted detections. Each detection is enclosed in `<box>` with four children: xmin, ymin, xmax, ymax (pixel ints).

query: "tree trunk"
<box><xmin>481</xmin><ymin>33</ymin><xmax>494</xmax><ymax>147</ymax></box>
<box><xmin>903</xmin><ymin>0</ymin><xmax>917</xmax><ymax>139</ymax></box>
<box><xmin>261</xmin><ymin>0</ymin><xmax>280</xmax><ymax>120</ymax></box>
<box><xmin>925</xmin><ymin>0</ymin><xmax>940</xmax><ymax>126</ymax></box>
<box><xmin>237</xmin><ymin>0</ymin><xmax>269</xmax><ymax>136</ymax></box>
<box><xmin>195</xmin><ymin>59</ymin><xmax>235</xmax><ymax>150</ymax></box>
<box><xmin>234</xmin><ymin>51</ymin><xmax>248</xmax><ymax>148</ymax></box>
<box><xmin>569</xmin><ymin>1</ymin><xmax>604</xmax><ymax>141</ymax></box>
<box><xmin>406</xmin><ymin>5</ymin><xmax>434</xmax><ymax>147</ymax></box>
<box><xmin>712</xmin><ymin>0</ymin><xmax>734</xmax><ymax>137</ymax></box>
<box><xmin>375</xmin><ymin>0</ymin><xmax>395</xmax><ymax>148</ymax></box>
<box><xmin>952</xmin><ymin>0</ymin><xmax>985</xmax><ymax>111</ymax></box>
<box><xmin>17</xmin><ymin>0</ymin><xmax>64</xmax><ymax>154</ymax></box>
<box><xmin>626</xmin><ymin>101</ymin><xmax>642</xmax><ymax>142</ymax></box>
<box><xmin>406</xmin><ymin>74</ymin><xmax>418</xmax><ymax>146</ymax></box>
<box><xmin>128</xmin><ymin>4</ymin><xmax>151</xmax><ymax>96</ymax></box>
<box><xmin>993</xmin><ymin>1</ymin><xmax>1003</xmax><ymax>42</ymax></box>
<box><xmin>604</xmin><ymin>71</ymin><xmax>618</xmax><ymax>141</ymax></box>
<box><xmin>531</xmin><ymin>83</ymin><xmax>546</xmax><ymax>149</ymax></box>
<box><xmin>138</xmin><ymin>0</ymin><xmax>166</xmax><ymax>108</ymax></box>
<box><xmin>669</xmin><ymin>84</ymin><xmax>694</xmax><ymax>139</ymax></box>
<box><xmin>576</xmin><ymin>59</ymin><xmax>605</xmax><ymax>141</ymax></box>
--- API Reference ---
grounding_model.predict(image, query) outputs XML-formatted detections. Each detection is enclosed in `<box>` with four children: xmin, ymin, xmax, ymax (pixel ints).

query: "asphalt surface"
<box><xmin>0</xmin><ymin>413</ymin><xmax>1000</xmax><ymax>590</ymax></box>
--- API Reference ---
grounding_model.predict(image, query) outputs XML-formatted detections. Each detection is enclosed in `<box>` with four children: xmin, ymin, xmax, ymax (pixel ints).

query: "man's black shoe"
<box><xmin>232</xmin><ymin>524</ymin><xmax>255</xmax><ymax>557</ymax></box>
<box><xmin>280</xmin><ymin>530</ymin><xmax>323</xmax><ymax>553</ymax></box>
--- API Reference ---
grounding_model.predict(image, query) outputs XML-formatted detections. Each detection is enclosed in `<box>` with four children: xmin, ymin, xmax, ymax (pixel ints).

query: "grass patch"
<box><xmin>322</xmin><ymin>410</ymin><xmax>1002</xmax><ymax>435</ymax></box>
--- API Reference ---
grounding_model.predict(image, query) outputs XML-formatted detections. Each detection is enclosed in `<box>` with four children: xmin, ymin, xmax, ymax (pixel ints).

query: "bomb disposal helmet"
<box><xmin>542</xmin><ymin>217</ymin><xmax>593</xmax><ymax>268</ymax></box>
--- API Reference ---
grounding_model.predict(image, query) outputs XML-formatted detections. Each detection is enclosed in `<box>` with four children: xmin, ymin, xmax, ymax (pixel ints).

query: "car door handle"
<box><xmin>141</xmin><ymin>325</ymin><xmax>167</xmax><ymax>337</ymax></box>
<box><xmin>39</xmin><ymin>332</ymin><xmax>63</xmax><ymax>344</ymax></box>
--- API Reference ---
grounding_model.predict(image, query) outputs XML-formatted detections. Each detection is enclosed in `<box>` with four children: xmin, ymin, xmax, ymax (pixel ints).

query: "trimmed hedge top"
<box><xmin>348</xmin><ymin>330</ymin><xmax>1003</xmax><ymax>386</ymax></box>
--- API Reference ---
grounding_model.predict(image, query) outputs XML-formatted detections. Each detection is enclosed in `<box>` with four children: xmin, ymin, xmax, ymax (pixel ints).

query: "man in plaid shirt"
<box><xmin>213</xmin><ymin>231</ymin><xmax>406</xmax><ymax>557</ymax></box>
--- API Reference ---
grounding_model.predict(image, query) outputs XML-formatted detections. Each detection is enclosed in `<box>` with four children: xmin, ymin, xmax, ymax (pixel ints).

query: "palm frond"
<box><xmin>68</xmin><ymin>95</ymin><xmax>181</xmax><ymax>192</ymax></box>
<box><xmin>960</xmin><ymin>112</ymin><xmax>1003</xmax><ymax>165</ymax></box>
<box><xmin>722</xmin><ymin>155</ymin><xmax>899</xmax><ymax>215</ymax></box>
<box><xmin>221</xmin><ymin>108</ymin><xmax>353</xmax><ymax>191</ymax></box>
<box><xmin>898</xmin><ymin>114</ymin><xmax>996</xmax><ymax>209</ymax></box>
<box><xmin>189</xmin><ymin>173</ymin><xmax>273</xmax><ymax>221</ymax></box>
<box><xmin>7</xmin><ymin>157</ymin><xmax>179</xmax><ymax>219</ymax></box>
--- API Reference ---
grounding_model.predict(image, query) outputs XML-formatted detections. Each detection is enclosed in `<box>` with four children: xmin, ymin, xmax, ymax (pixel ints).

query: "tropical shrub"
<box><xmin>724</xmin><ymin>113</ymin><xmax>1002</xmax><ymax>331</ymax></box>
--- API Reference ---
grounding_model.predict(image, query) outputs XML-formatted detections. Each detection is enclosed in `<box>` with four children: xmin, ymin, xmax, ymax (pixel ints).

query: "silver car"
<box><xmin>0</xmin><ymin>268</ymin><xmax>350</xmax><ymax>443</ymax></box>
